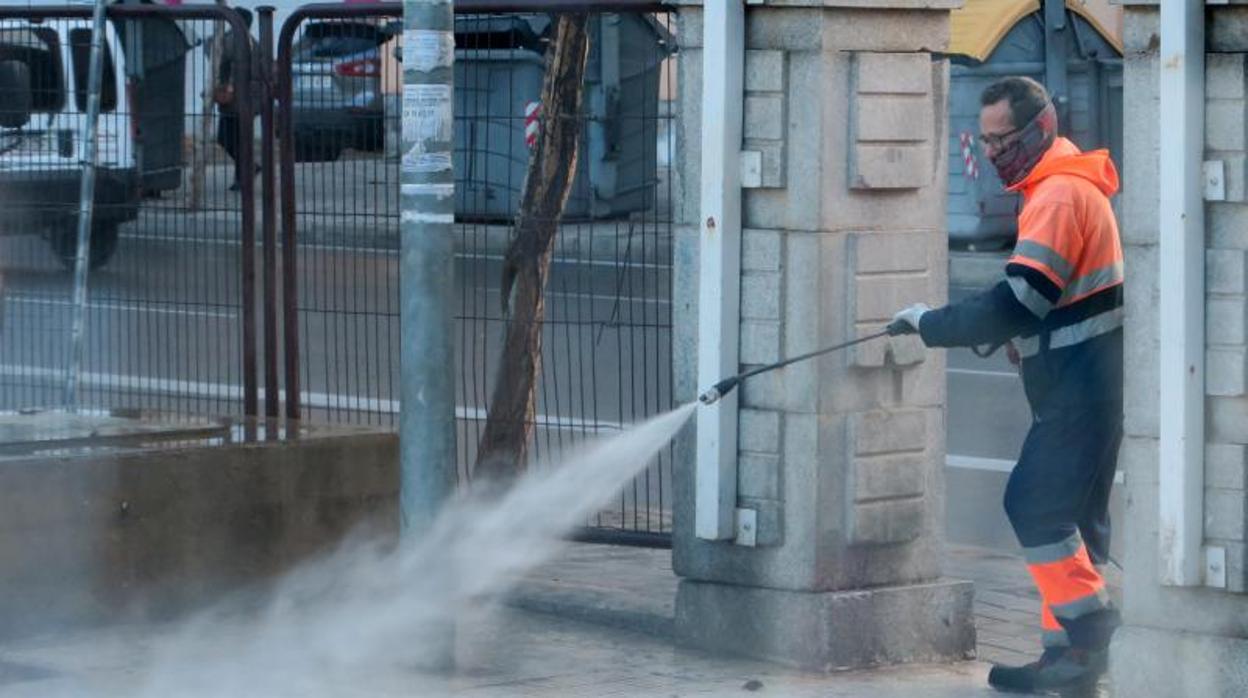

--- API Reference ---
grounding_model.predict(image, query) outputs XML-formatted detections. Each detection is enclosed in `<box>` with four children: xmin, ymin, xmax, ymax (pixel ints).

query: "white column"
<box><xmin>1158</xmin><ymin>0</ymin><xmax>1206</xmax><ymax>587</ymax></box>
<box><xmin>695</xmin><ymin>0</ymin><xmax>745</xmax><ymax>540</ymax></box>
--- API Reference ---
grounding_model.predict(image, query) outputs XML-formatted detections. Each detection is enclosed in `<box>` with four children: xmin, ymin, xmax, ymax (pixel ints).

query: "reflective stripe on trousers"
<box><xmin>1023</xmin><ymin>531</ymin><xmax>1109</xmax><ymax>648</ymax></box>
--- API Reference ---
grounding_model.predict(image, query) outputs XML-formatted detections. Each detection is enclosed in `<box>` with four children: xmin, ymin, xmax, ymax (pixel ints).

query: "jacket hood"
<box><xmin>1006</xmin><ymin>137</ymin><xmax>1119</xmax><ymax>198</ymax></box>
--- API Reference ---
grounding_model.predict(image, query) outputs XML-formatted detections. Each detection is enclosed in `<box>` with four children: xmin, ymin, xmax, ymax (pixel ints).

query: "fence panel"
<box><xmin>0</xmin><ymin>5</ymin><xmax>259</xmax><ymax>418</ymax></box>
<box><xmin>277</xmin><ymin>1</ymin><xmax>677</xmax><ymax>542</ymax></box>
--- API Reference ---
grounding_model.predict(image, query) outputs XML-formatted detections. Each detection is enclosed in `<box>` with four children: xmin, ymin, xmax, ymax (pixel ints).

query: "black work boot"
<box><xmin>989</xmin><ymin>646</ymin><xmax>1107</xmax><ymax>695</ymax></box>
<box><xmin>988</xmin><ymin>646</ymin><xmax>1068</xmax><ymax>693</ymax></box>
<box><xmin>989</xmin><ymin>609</ymin><xmax>1121</xmax><ymax>694</ymax></box>
<box><xmin>1061</xmin><ymin>608</ymin><xmax>1121</xmax><ymax>654</ymax></box>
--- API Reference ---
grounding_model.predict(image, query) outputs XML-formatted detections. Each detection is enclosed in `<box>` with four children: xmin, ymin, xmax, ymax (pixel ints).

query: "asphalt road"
<box><xmin>0</xmin><ymin>230</ymin><xmax>1025</xmax><ymax>456</ymax></box>
<box><xmin>945</xmin><ymin>285</ymin><xmax>1032</xmax><ymax>463</ymax></box>
<box><xmin>0</xmin><ymin>158</ymin><xmax>1028</xmax><ymax>537</ymax></box>
<box><xmin>0</xmin><ymin>196</ymin><xmax>676</xmax><ymax>528</ymax></box>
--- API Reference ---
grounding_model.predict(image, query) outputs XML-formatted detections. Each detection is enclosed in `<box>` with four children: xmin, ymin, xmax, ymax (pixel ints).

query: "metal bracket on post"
<box><xmin>1203</xmin><ymin>160</ymin><xmax>1226</xmax><ymax>201</ymax></box>
<box><xmin>696</xmin><ymin>1</ymin><xmax>745</xmax><ymax>542</ymax></box>
<box><xmin>734</xmin><ymin>507</ymin><xmax>758</xmax><ymax>547</ymax></box>
<box><xmin>1205</xmin><ymin>546</ymin><xmax>1228</xmax><ymax>589</ymax></box>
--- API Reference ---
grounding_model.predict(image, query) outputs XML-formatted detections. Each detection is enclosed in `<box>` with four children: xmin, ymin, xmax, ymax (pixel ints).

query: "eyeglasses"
<box><xmin>978</xmin><ymin>126</ymin><xmax>1023</xmax><ymax>150</ymax></box>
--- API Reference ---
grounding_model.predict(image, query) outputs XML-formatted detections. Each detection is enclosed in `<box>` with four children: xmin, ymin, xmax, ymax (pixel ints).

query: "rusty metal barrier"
<box><xmin>0</xmin><ymin>3</ymin><xmax>262</xmax><ymax>417</ymax></box>
<box><xmin>275</xmin><ymin>1</ymin><xmax>677</xmax><ymax>542</ymax></box>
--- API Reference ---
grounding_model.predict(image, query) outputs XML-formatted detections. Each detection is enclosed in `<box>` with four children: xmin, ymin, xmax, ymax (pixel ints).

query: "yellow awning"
<box><xmin>949</xmin><ymin>0</ymin><xmax>1123</xmax><ymax>63</ymax></box>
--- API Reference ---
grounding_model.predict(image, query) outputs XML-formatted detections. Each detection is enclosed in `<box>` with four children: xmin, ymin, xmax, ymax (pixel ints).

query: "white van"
<box><xmin>0</xmin><ymin>14</ymin><xmax>187</xmax><ymax>268</ymax></box>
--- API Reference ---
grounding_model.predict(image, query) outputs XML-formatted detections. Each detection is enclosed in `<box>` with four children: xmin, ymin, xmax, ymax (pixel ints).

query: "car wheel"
<box><xmin>358</xmin><ymin>116</ymin><xmax>384</xmax><ymax>152</ymax></box>
<box><xmin>294</xmin><ymin>132</ymin><xmax>343</xmax><ymax>162</ymax></box>
<box><xmin>51</xmin><ymin>221</ymin><xmax>121</xmax><ymax>271</ymax></box>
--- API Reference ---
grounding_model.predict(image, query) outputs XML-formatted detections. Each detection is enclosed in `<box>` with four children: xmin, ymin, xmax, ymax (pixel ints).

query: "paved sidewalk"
<box><xmin>509</xmin><ymin>541</ymin><xmax>1124</xmax><ymax>668</ymax></box>
<box><xmin>0</xmin><ymin>605</ymin><xmax>996</xmax><ymax>697</ymax></box>
<box><xmin>0</xmin><ymin>541</ymin><xmax>1120</xmax><ymax>696</ymax></box>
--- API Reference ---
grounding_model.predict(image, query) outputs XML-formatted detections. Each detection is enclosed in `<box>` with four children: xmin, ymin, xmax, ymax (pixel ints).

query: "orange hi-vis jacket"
<box><xmin>920</xmin><ymin>137</ymin><xmax>1124</xmax><ymax>414</ymax></box>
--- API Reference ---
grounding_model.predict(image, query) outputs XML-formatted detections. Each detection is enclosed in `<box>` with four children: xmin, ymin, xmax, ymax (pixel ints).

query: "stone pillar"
<box><xmin>1112</xmin><ymin>3</ymin><xmax>1248</xmax><ymax>695</ymax></box>
<box><xmin>671</xmin><ymin>1</ymin><xmax>974</xmax><ymax>671</ymax></box>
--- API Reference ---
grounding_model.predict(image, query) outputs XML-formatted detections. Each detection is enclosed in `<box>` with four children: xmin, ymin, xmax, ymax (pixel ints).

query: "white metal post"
<box><xmin>695</xmin><ymin>1</ymin><xmax>744</xmax><ymax>541</ymax></box>
<box><xmin>1158</xmin><ymin>0</ymin><xmax>1206</xmax><ymax>587</ymax></box>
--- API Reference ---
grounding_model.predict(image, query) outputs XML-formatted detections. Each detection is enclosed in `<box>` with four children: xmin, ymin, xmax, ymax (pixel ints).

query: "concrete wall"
<box><xmin>1113</xmin><ymin>3</ymin><xmax>1248</xmax><ymax>695</ymax></box>
<box><xmin>0</xmin><ymin>424</ymin><xmax>398</xmax><ymax>639</ymax></box>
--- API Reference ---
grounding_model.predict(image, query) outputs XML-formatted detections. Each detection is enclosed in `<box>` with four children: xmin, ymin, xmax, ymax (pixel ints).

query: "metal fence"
<box><xmin>0</xmin><ymin>1</ymin><xmax>678</xmax><ymax>543</ymax></box>
<box><xmin>0</xmin><ymin>4</ymin><xmax>259</xmax><ymax>418</ymax></box>
<box><xmin>277</xmin><ymin>1</ymin><xmax>678</xmax><ymax>541</ymax></box>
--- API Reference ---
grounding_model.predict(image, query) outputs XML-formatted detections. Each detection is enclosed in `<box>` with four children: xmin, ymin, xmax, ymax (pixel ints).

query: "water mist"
<box><xmin>130</xmin><ymin>402</ymin><xmax>697</xmax><ymax>697</ymax></box>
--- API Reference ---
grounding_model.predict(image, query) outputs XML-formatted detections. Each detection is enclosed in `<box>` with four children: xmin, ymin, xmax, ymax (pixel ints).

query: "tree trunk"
<box><xmin>473</xmin><ymin>14</ymin><xmax>590</xmax><ymax>483</ymax></box>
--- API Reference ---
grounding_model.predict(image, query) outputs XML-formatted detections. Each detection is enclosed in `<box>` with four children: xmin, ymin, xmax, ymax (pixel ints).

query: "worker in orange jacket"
<box><xmin>891</xmin><ymin>76</ymin><xmax>1123</xmax><ymax>694</ymax></box>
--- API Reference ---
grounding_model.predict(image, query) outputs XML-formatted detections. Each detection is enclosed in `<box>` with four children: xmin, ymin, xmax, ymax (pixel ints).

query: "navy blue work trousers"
<box><xmin>1003</xmin><ymin>403</ymin><xmax>1123</xmax><ymax>565</ymax></box>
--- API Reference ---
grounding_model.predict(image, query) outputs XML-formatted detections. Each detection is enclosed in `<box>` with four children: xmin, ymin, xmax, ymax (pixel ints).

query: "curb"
<box><xmin>506</xmin><ymin>581</ymin><xmax>675</xmax><ymax>639</ymax></box>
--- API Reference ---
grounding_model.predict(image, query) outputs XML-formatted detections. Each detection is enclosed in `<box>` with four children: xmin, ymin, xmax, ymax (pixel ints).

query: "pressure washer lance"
<box><xmin>698</xmin><ymin>319</ymin><xmax>916</xmax><ymax>405</ymax></box>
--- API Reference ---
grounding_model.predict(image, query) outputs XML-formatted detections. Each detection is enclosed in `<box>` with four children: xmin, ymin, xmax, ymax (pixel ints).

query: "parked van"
<box><xmin>0</xmin><ymin>14</ymin><xmax>187</xmax><ymax>268</ymax></box>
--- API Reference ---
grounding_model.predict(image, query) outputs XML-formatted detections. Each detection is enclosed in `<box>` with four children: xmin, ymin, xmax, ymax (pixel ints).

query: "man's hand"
<box><xmin>890</xmin><ymin>303</ymin><xmax>930</xmax><ymax>335</ymax></box>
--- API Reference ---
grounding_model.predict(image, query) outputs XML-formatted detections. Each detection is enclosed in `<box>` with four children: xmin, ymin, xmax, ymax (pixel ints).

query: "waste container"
<box><xmin>453</xmin><ymin>13</ymin><xmax>674</xmax><ymax>221</ymax></box>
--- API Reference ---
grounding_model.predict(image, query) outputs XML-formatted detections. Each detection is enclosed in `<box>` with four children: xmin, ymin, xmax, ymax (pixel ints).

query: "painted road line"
<box><xmin>0</xmin><ymin>364</ymin><xmax>626</xmax><ymax>431</ymax></box>
<box><xmin>947</xmin><ymin>454</ymin><xmax>1015</xmax><ymax>473</ymax></box>
<box><xmin>947</xmin><ymin>453</ymin><xmax>1124</xmax><ymax>484</ymax></box>
<box><xmin>119</xmin><ymin>233</ymin><xmax>672</xmax><ymax>270</ymax></box>
<box><xmin>946</xmin><ymin>367</ymin><xmax>1018</xmax><ymax>379</ymax></box>
<box><xmin>6</xmin><ymin>296</ymin><xmax>238</xmax><ymax>319</ymax></box>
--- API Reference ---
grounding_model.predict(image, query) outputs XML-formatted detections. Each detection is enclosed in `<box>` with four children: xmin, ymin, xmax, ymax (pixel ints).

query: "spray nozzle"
<box><xmin>698</xmin><ymin>377</ymin><xmax>740</xmax><ymax>406</ymax></box>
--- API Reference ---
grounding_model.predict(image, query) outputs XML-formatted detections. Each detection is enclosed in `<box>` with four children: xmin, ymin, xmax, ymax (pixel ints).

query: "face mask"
<box><xmin>990</xmin><ymin>101</ymin><xmax>1057</xmax><ymax>186</ymax></box>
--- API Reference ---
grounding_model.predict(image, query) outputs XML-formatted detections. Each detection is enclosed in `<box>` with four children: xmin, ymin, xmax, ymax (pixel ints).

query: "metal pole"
<box><xmin>400</xmin><ymin>1</ymin><xmax>456</xmax><ymax>533</ymax></box>
<box><xmin>277</xmin><ymin>10</ymin><xmax>302</xmax><ymax>421</ymax></box>
<box><xmin>1043</xmin><ymin>0</ymin><xmax>1069</xmax><ymax>129</ymax></box>
<box><xmin>234</xmin><ymin>8</ymin><xmax>259</xmax><ymax>419</ymax></box>
<box><xmin>259</xmin><ymin>6</ymin><xmax>280</xmax><ymax>419</ymax></box>
<box><xmin>401</xmin><ymin>0</ymin><xmax>456</xmax><ymax>670</ymax></box>
<box><xmin>64</xmin><ymin>0</ymin><xmax>111</xmax><ymax>410</ymax></box>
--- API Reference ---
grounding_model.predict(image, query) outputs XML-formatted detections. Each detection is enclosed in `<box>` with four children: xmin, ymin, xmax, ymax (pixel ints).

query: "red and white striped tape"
<box><xmin>959</xmin><ymin>131</ymin><xmax>979</xmax><ymax>181</ymax></box>
<box><xmin>524</xmin><ymin>101</ymin><xmax>541</xmax><ymax>148</ymax></box>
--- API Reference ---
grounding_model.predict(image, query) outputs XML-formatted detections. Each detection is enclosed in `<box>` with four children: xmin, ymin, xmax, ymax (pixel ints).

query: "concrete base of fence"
<box><xmin>675</xmin><ymin>577</ymin><xmax>977</xmax><ymax>672</ymax></box>
<box><xmin>0</xmin><ymin>412</ymin><xmax>397</xmax><ymax>640</ymax></box>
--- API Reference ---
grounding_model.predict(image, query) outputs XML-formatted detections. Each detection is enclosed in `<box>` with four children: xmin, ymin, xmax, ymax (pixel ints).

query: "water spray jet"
<box><xmin>698</xmin><ymin>320</ymin><xmax>915</xmax><ymax>405</ymax></box>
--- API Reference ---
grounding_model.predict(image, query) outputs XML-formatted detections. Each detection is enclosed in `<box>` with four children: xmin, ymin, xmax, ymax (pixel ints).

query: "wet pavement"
<box><xmin>0</xmin><ymin>541</ymin><xmax>1122</xmax><ymax>696</ymax></box>
<box><xmin>0</xmin><ymin>604</ymin><xmax>997</xmax><ymax>697</ymax></box>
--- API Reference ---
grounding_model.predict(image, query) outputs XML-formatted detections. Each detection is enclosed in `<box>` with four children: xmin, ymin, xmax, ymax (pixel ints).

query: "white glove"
<box><xmin>890</xmin><ymin>303</ymin><xmax>930</xmax><ymax>335</ymax></box>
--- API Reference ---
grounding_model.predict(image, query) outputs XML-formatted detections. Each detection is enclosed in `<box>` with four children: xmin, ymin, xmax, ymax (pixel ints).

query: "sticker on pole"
<box><xmin>403</xmin><ymin>29</ymin><xmax>454</xmax><ymax>74</ymax></box>
<box><xmin>401</xmin><ymin>83</ymin><xmax>452</xmax><ymax>171</ymax></box>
